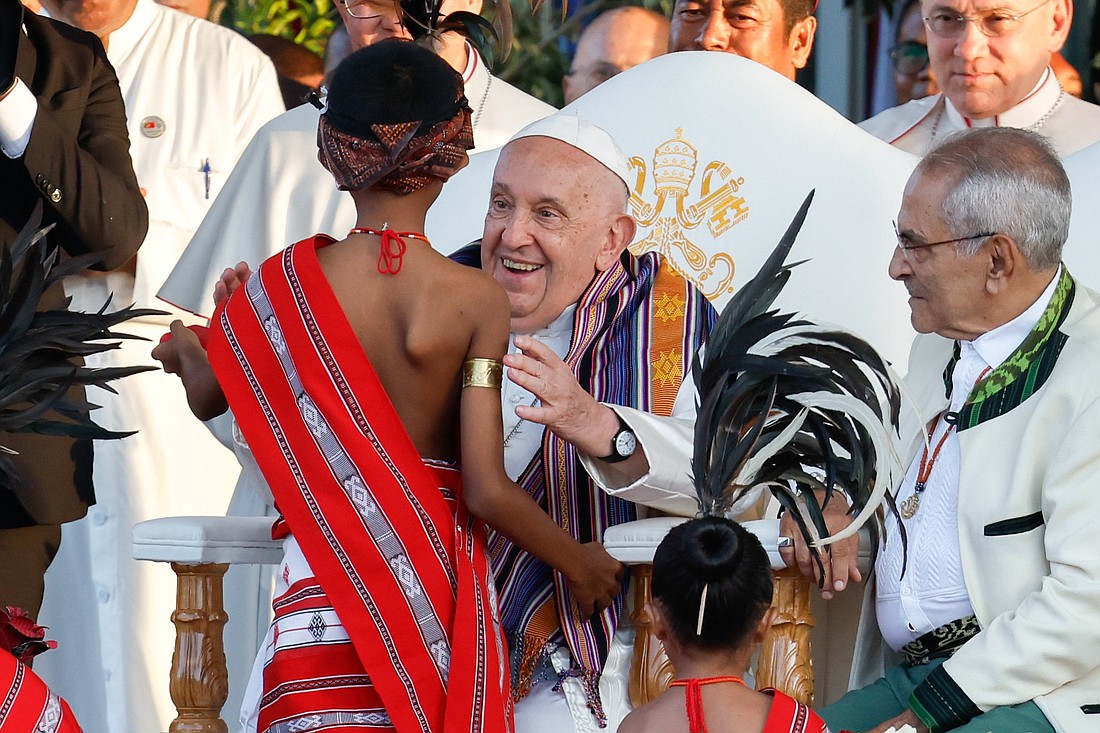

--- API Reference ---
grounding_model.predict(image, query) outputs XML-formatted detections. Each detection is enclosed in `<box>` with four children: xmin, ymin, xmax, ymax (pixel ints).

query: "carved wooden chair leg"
<box><xmin>168</xmin><ymin>561</ymin><xmax>230</xmax><ymax>733</ymax></box>
<box><xmin>628</xmin><ymin>565</ymin><xmax>676</xmax><ymax>708</ymax></box>
<box><xmin>757</xmin><ymin>567</ymin><xmax>815</xmax><ymax>706</ymax></box>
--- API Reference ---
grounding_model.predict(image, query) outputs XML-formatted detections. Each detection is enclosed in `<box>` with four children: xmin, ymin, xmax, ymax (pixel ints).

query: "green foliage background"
<box><xmin>220</xmin><ymin>0</ymin><xmax>338</xmax><ymax>57</ymax></box>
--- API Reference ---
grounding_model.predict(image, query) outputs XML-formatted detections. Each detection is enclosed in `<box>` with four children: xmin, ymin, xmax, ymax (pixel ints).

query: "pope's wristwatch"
<box><xmin>601</xmin><ymin>417</ymin><xmax>636</xmax><ymax>464</ymax></box>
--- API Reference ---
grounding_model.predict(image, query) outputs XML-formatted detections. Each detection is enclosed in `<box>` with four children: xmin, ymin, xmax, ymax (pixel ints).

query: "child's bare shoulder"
<box><xmin>618</xmin><ymin>692</ymin><xmax>687</xmax><ymax>733</ymax></box>
<box><xmin>440</xmin><ymin>260</ymin><xmax>508</xmax><ymax>313</ymax></box>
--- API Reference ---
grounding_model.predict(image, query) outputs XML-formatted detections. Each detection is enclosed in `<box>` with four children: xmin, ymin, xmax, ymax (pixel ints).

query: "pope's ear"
<box><xmin>595</xmin><ymin>214</ymin><xmax>636</xmax><ymax>271</ymax></box>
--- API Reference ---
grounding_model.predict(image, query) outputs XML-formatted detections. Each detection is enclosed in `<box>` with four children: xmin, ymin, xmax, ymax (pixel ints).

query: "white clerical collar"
<box><xmin>103</xmin><ymin>0</ymin><xmax>158</xmax><ymax>60</ymax></box>
<box><xmin>532</xmin><ymin>304</ymin><xmax>576</xmax><ymax>340</ymax></box>
<box><xmin>966</xmin><ymin>264</ymin><xmax>1062</xmax><ymax>369</ymax></box>
<box><xmin>943</xmin><ymin>68</ymin><xmax>1060</xmax><ymax>130</ymax></box>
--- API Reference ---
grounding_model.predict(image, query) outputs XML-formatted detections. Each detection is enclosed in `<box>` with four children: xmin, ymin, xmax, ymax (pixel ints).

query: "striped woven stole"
<box><xmin>209</xmin><ymin>236</ymin><xmax>511</xmax><ymax>733</ymax></box>
<box><xmin>488</xmin><ymin>251</ymin><xmax>715</xmax><ymax>724</ymax></box>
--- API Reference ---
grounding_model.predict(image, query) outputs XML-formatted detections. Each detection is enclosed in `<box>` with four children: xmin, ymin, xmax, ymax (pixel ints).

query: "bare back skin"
<box><xmin>317</xmin><ymin>233</ymin><xmax>509</xmax><ymax>464</ymax></box>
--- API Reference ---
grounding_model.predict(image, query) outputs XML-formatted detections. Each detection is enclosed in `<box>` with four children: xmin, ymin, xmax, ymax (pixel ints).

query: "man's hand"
<box><xmin>0</xmin><ymin>0</ymin><xmax>22</xmax><ymax>94</ymax></box>
<box><xmin>213</xmin><ymin>261</ymin><xmax>252</xmax><ymax>308</ymax></box>
<box><xmin>779</xmin><ymin>491</ymin><xmax>861</xmax><ymax>600</ymax></box>
<box><xmin>565</xmin><ymin>542</ymin><xmax>624</xmax><ymax>617</ymax></box>
<box><xmin>505</xmin><ymin>334</ymin><xmax>620</xmax><ymax>458</ymax></box>
<box><xmin>865</xmin><ymin>708</ymin><xmax>928</xmax><ymax>733</ymax></box>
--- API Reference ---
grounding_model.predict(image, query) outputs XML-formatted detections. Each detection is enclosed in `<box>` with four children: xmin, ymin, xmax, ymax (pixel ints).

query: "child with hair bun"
<box><xmin>619</xmin><ymin>516</ymin><xmax>830</xmax><ymax>733</ymax></box>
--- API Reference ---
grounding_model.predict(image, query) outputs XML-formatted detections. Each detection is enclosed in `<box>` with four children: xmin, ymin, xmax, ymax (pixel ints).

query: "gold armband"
<box><xmin>462</xmin><ymin>358</ymin><xmax>503</xmax><ymax>389</ymax></box>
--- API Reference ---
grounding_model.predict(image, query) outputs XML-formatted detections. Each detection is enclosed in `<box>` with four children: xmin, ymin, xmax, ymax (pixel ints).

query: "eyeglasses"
<box><xmin>890</xmin><ymin>40</ymin><xmax>930</xmax><ymax>74</ymax></box>
<box><xmin>923</xmin><ymin>0</ymin><xmax>1051</xmax><ymax>38</ymax></box>
<box><xmin>893</xmin><ymin>220</ymin><xmax>995</xmax><ymax>260</ymax></box>
<box><xmin>341</xmin><ymin>0</ymin><xmax>395</xmax><ymax>20</ymax></box>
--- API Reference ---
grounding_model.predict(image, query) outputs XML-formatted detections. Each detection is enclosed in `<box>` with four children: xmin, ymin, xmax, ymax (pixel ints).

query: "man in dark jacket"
<box><xmin>0</xmin><ymin>0</ymin><xmax>147</xmax><ymax>617</ymax></box>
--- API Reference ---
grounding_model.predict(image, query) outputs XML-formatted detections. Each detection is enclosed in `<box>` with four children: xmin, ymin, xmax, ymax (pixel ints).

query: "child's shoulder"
<box><xmin>438</xmin><ymin>259</ymin><xmax>508</xmax><ymax>308</ymax></box>
<box><xmin>618</xmin><ymin>690</ymin><xmax>687</xmax><ymax>733</ymax></box>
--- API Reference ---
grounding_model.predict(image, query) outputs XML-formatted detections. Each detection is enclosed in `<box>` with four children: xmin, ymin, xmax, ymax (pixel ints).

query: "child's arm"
<box><xmin>460</xmin><ymin>282</ymin><xmax>624</xmax><ymax>617</ymax></box>
<box><xmin>151</xmin><ymin>320</ymin><xmax>227</xmax><ymax>421</ymax></box>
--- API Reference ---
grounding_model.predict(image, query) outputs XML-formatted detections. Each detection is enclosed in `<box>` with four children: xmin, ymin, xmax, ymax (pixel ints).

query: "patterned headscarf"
<box><xmin>317</xmin><ymin>98</ymin><xmax>474</xmax><ymax>194</ymax></box>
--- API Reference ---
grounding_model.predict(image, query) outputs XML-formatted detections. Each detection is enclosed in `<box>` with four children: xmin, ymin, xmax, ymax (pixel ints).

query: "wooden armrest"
<box><xmin>132</xmin><ymin>516</ymin><xmax>280</xmax><ymax>733</ymax></box>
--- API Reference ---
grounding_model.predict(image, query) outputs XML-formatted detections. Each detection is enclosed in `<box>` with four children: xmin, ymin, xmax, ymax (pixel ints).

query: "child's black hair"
<box><xmin>325</xmin><ymin>39</ymin><xmax>465</xmax><ymax>138</ymax></box>
<box><xmin>652</xmin><ymin>516</ymin><xmax>773</xmax><ymax>650</ymax></box>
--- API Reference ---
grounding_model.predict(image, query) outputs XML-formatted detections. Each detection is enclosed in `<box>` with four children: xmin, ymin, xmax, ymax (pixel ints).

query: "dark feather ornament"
<box><xmin>0</xmin><ymin>222</ymin><xmax>164</xmax><ymax>484</ymax></box>
<box><xmin>692</xmin><ymin>190</ymin><xmax>908</xmax><ymax>581</ymax></box>
<box><xmin>402</xmin><ymin>0</ymin><xmax>563</xmax><ymax>68</ymax></box>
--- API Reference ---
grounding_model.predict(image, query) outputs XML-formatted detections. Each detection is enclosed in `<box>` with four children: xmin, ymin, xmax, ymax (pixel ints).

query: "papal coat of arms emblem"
<box><xmin>628</xmin><ymin>129</ymin><xmax>747</xmax><ymax>300</ymax></box>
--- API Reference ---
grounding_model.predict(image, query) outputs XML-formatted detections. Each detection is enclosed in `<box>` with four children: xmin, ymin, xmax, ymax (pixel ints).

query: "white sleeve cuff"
<box><xmin>578</xmin><ymin>404</ymin><xmax>700</xmax><ymax>517</ymax></box>
<box><xmin>0</xmin><ymin>78</ymin><xmax>37</xmax><ymax>159</ymax></box>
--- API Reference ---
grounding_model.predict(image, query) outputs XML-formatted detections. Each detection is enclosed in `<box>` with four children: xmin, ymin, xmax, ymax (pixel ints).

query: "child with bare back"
<box><xmin>619</xmin><ymin>517</ymin><xmax>830</xmax><ymax>733</ymax></box>
<box><xmin>152</xmin><ymin>39</ymin><xmax>621</xmax><ymax>732</ymax></box>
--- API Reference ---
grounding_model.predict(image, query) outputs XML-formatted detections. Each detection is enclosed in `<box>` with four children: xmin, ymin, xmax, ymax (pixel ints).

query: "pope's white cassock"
<box><xmin>860</xmin><ymin>67</ymin><xmax>1100</xmax><ymax>157</ymax></box>
<box><xmin>155</xmin><ymin>41</ymin><xmax>554</xmax><ymax>726</ymax></box>
<box><xmin>34</xmin><ymin>2</ymin><xmax>284</xmax><ymax>733</ymax></box>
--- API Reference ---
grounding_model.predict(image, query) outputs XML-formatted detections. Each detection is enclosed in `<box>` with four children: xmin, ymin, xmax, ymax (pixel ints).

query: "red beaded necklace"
<box><xmin>348</xmin><ymin>226</ymin><xmax>431</xmax><ymax>275</ymax></box>
<box><xmin>900</xmin><ymin>365</ymin><xmax>991</xmax><ymax>519</ymax></box>
<box><xmin>669</xmin><ymin>676</ymin><xmax>746</xmax><ymax>733</ymax></box>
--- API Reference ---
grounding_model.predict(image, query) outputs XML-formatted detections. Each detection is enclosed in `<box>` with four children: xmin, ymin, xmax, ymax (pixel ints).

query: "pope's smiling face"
<box><xmin>481</xmin><ymin>136</ymin><xmax>633</xmax><ymax>335</ymax></box>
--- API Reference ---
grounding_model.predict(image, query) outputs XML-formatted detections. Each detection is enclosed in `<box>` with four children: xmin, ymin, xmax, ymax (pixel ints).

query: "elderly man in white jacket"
<box><xmin>790</xmin><ymin>128</ymin><xmax>1100</xmax><ymax>733</ymax></box>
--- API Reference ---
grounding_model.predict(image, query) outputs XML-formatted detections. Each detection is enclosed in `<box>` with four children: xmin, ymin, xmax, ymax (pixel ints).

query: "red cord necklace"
<box><xmin>669</xmin><ymin>676</ymin><xmax>745</xmax><ymax>733</ymax></box>
<box><xmin>348</xmin><ymin>226</ymin><xmax>431</xmax><ymax>275</ymax></box>
<box><xmin>900</xmin><ymin>365</ymin><xmax>991</xmax><ymax>519</ymax></box>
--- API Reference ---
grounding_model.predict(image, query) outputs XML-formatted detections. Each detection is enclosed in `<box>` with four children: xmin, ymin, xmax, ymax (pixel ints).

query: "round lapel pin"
<box><xmin>141</xmin><ymin>116</ymin><xmax>166</xmax><ymax>138</ymax></box>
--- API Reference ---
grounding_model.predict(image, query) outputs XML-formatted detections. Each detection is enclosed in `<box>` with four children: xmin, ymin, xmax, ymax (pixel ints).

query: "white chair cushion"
<box><xmin>604</xmin><ymin>517</ymin><xmax>785</xmax><ymax>570</ymax></box>
<box><xmin>132</xmin><ymin>516</ymin><xmax>282</xmax><ymax>566</ymax></box>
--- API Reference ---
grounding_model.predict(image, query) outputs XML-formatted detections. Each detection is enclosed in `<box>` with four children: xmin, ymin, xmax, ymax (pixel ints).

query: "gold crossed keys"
<box><xmin>628</xmin><ymin>129</ymin><xmax>749</xmax><ymax>299</ymax></box>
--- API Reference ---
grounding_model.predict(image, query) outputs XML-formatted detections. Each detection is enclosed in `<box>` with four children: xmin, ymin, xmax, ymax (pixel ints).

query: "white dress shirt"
<box><xmin>0</xmin><ymin>75</ymin><xmax>35</xmax><ymax>159</ymax></box>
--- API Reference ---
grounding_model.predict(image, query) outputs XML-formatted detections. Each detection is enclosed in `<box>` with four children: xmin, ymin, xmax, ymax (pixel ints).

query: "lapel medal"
<box><xmin>141</xmin><ymin>116</ymin><xmax>166</xmax><ymax>138</ymax></box>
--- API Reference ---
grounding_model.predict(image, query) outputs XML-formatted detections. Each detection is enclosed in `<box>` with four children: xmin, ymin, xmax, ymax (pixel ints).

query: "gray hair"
<box><xmin>919</xmin><ymin>127</ymin><xmax>1071</xmax><ymax>271</ymax></box>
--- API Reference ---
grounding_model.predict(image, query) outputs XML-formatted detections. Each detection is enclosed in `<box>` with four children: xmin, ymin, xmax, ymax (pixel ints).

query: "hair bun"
<box><xmin>652</xmin><ymin>516</ymin><xmax>773</xmax><ymax>650</ymax></box>
<box><xmin>686</xmin><ymin>517</ymin><xmax>744</xmax><ymax>581</ymax></box>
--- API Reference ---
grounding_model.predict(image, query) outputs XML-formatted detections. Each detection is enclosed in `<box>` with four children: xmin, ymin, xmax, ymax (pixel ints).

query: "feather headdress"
<box><xmin>692</xmin><ymin>191</ymin><xmax>907</xmax><ymax>580</ymax></box>
<box><xmin>0</xmin><ymin>221</ymin><xmax>163</xmax><ymax>486</ymax></box>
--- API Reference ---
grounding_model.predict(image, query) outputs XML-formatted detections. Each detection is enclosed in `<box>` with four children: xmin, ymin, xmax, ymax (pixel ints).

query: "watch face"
<box><xmin>615</xmin><ymin>429</ymin><xmax>637</xmax><ymax>458</ymax></box>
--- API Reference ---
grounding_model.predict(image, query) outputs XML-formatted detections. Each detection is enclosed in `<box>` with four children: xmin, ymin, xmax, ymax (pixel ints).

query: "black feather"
<box><xmin>0</xmin><ymin>226</ymin><xmax>166</xmax><ymax>487</ymax></box>
<box><xmin>692</xmin><ymin>190</ymin><xmax>906</xmax><ymax>581</ymax></box>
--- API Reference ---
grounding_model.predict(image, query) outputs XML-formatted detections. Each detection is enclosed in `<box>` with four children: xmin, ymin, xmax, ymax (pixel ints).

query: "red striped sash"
<box><xmin>0</xmin><ymin>651</ymin><xmax>82</xmax><ymax>732</ymax></box>
<box><xmin>209</xmin><ymin>236</ymin><xmax>511</xmax><ymax>733</ymax></box>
